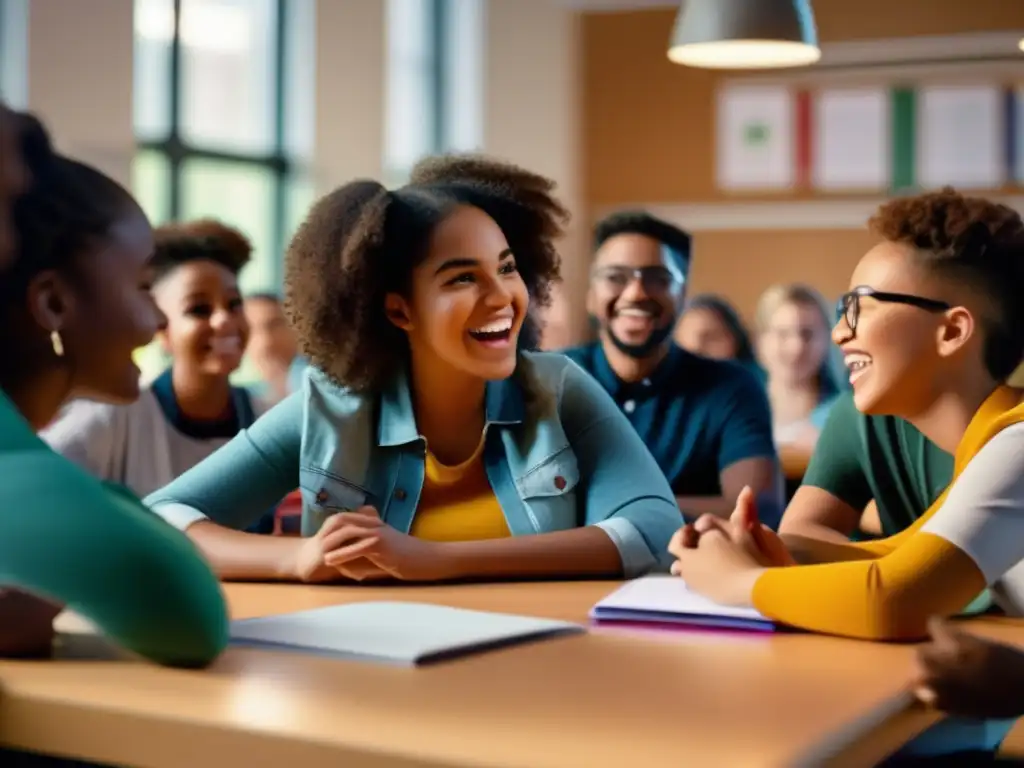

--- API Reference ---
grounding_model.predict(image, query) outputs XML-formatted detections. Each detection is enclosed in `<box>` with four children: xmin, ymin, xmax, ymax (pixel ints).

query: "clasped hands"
<box><xmin>294</xmin><ymin>507</ymin><xmax>446</xmax><ymax>584</ymax></box>
<box><xmin>667</xmin><ymin>486</ymin><xmax>795</xmax><ymax>606</ymax></box>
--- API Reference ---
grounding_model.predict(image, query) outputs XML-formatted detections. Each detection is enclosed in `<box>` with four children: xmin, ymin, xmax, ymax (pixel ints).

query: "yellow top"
<box><xmin>409</xmin><ymin>436</ymin><xmax>511</xmax><ymax>542</ymax></box>
<box><xmin>753</xmin><ymin>385</ymin><xmax>1024</xmax><ymax>641</ymax></box>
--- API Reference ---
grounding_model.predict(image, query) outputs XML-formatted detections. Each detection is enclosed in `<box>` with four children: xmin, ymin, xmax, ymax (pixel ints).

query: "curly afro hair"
<box><xmin>284</xmin><ymin>154</ymin><xmax>568</xmax><ymax>393</ymax></box>
<box><xmin>150</xmin><ymin>219</ymin><xmax>252</xmax><ymax>285</ymax></box>
<box><xmin>869</xmin><ymin>187</ymin><xmax>1024</xmax><ymax>381</ymax></box>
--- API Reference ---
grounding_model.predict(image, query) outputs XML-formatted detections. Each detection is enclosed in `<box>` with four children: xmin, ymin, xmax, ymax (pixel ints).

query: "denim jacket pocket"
<box><xmin>299</xmin><ymin>467</ymin><xmax>371</xmax><ymax>536</ymax></box>
<box><xmin>515</xmin><ymin>448</ymin><xmax>580</xmax><ymax>532</ymax></box>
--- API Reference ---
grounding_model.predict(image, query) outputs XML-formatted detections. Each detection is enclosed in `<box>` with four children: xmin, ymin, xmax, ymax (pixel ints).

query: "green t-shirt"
<box><xmin>0</xmin><ymin>391</ymin><xmax>228</xmax><ymax>667</ymax></box>
<box><xmin>802</xmin><ymin>393</ymin><xmax>995</xmax><ymax>617</ymax></box>
<box><xmin>802</xmin><ymin>393</ymin><xmax>953</xmax><ymax>535</ymax></box>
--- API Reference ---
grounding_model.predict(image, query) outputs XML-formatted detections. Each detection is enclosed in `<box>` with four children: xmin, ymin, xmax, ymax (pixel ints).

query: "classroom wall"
<box><xmin>580</xmin><ymin>0</ymin><xmax>1024</xmax><ymax>322</ymax></box>
<box><xmin>11</xmin><ymin>0</ymin><xmax>583</xmax><ymax>344</ymax></box>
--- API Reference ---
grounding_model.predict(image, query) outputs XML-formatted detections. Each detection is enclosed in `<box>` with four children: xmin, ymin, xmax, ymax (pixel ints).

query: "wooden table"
<box><xmin>0</xmin><ymin>580</ymin><xmax>1006</xmax><ymax>768</ymax></box>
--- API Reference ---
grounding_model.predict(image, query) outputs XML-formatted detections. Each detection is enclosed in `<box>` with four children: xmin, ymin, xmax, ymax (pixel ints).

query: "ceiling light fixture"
<box><xmin>668</xmin><ymin>0</ymin><xmax>821</xmax><ymax>70</ymax></box>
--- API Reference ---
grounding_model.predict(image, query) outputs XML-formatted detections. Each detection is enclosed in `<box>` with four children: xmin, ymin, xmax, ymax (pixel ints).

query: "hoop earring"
<box><xmin>50</xmin><ymin>330</ymin><xmax>64</xmax><ymax>358</ymax></box>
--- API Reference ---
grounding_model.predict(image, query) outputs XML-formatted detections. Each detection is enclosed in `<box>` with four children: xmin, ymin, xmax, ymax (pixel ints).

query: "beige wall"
<box><xmin>484</xmin><ymin>0</ymin><xmax>584</xmax><ymax>344</ymax></box>
<box><xmin>25</xmin><ymin>0</ymin><xmax>135</xmax><ymax>187</ymax></box>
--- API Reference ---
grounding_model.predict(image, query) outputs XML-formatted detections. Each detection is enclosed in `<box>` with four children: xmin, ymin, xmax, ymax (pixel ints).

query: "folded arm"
<box><xmin>753</xmin><ymin>425</ymin><xmax>1024</xmax><ymax>640</ymax></box>
<box><xmin>0</xmin><ymin>454</ymin><xmax>227</xmax><ymax>666</ymax></box>
<box><xmin>554</xmin><ymin>362</ymin><xmax>683</xmax><ymax>578</ymax></box>
<box><xmin>145</xmin><ymin>394</ymin><xmax>305</xmax><ymax>581</ymax></box>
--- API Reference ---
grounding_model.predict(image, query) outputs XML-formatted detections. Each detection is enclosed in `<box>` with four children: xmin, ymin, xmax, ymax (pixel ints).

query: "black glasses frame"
<box><xmin>836</xmin><ymin>285</ymin><xmax>951</xmax><ymax>333</ymax></box>
<box><xmin>591</xmin><ymin>265</ymin><xmax>685</xmax><ymax>295</ymax></box>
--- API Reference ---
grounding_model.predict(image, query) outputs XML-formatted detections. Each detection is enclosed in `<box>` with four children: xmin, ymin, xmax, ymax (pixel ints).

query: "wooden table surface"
<box><xmin>0</xmin><ymin>580</ymin><xmax>1012</xmax><ymax>768</ymax></box>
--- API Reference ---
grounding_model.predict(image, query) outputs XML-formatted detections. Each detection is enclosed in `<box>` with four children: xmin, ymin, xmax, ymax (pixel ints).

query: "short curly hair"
<box><xmin>150</xmin><ymin>219</ymin><xmax>252</xmax><ymax>284</ymax></box>
<box><xmin>284</xmin><ymin>154</ymin><xmax>569</xmax><ymax>393</ymax></box>
<box><xmin>594</xmin><ymin>210</ymin><xmax>692</xmax><ymax>270</ymax></box>
<box><xmin>869</xmin><ymin>187</ymin><xmax>1024</xmax><ymax>381</ymax></box>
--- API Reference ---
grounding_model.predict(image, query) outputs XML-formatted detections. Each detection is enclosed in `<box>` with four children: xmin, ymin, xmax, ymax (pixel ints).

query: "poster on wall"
<box><xmin>916</xmin><ymin>85</ymin><xmax>1004</xmax><ymax>190</ymax></box>
<box><xmin>716</xmin><ymin>85</ymin><xmax>795</xmax><ymax>190</ymax></box>
<box><xmin>813</xmin><ymin>87</ymin><xmax>889</xmax><ymax>191</ymax></box>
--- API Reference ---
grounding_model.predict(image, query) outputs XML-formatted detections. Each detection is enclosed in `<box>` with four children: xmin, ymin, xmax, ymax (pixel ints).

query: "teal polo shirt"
<box><xmin>563</xmin><ymin>342</ymin><xmax>777</xmax><ymax>498</ymax></box>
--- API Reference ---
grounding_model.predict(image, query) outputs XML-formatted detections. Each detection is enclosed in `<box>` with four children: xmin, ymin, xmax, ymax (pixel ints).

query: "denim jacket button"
<box><xmin>394</xmin><ymin>488</ymin><xmax>407</xmax><ymax>501</ymax></box>
<box><xmin>316</xmin><ymin>490</ymin><xmax>328</xmax><ymax>504</ymax></box>
<box><xmin>554</xmin><ymin>476</ymin><xmax>566</xmax><ymax>491</ymax></box>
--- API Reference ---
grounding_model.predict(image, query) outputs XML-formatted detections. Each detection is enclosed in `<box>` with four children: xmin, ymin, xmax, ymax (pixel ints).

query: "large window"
<box><xmin>384</xmin><ymin>0</ymin><xmax>484</xmax><ymax>184</ymax></box>
<box><xmin>132</xmin><ymin>0</ymin><xmax>314</xmax><ymax>295</ymax></box>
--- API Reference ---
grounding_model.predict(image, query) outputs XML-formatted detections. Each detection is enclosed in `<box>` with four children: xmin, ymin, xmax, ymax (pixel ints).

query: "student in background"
<box><xmin>0</xmin><ymin>108</ymin><xmax>226</xmax><ymax>667</ymax></box>
<box><xmin>145</xmin><ymin>155</ymin><xmax>681</xmax><ymax>583</ymax></box>
<box><xmin>671</xmin><ymin>188</ymin><xmax>1024</xmax><ymax>761</ymax></box>
<box><xmin>755</xmin><ymin>284</ymin><xmax>843</xmax><ymax>445</ymax></box>
<box><xmin>754</xmin><ymin>284</ymin><xmax>843</xmax><ymax>493</ymax></box>
<box><xmin>675</xmin><ymin>293</ymin><xmax>757</xmax><ymax>367</ymax></box>
<box><xmin>563</xmin><ymin>212</ymin><xmax>782</xmax><ymax>525</ymax></box>
<box><xmin>43</xmin><ymin>220</ymin><xmax>275</xmax><ymax>531</ymax></box>
<box><xmin>244</xmin><ymin>292</ymin><xmax>299</xmax><ymax>403</ymax></box>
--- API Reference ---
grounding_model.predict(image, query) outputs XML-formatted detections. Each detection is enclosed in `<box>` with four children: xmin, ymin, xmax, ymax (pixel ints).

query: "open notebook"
<box><xmin>230</xmin><ymin>601</ymin><xmax>584</xmax><ymax>666</ymax></box>
<box><xmin>590</xmin><ymin>575</ymin><xmax>779</xmax><ymax>632</ymax></box>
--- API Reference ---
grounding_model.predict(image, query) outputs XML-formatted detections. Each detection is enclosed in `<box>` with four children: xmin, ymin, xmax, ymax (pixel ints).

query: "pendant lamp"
<box><xmin>668</xmin><ymin>0</ymin><xmax>820</xmax><ymax>69</ymax></box>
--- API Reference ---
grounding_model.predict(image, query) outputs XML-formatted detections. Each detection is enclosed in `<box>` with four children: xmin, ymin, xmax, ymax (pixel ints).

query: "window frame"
<box><xmin>138</xmin><ymin>0</ymin><xmax>292</xmax><ymax>287</ymax></box>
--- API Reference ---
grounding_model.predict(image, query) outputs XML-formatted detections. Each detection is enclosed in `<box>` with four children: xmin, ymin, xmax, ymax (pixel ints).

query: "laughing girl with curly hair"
<box><xmin>146</xmin><ymin>155</ymin><xmax>682</xmax><ymax>583</ymax></box>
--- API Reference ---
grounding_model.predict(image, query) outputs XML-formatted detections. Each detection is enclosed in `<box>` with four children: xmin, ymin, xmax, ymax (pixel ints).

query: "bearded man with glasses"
<box><xmin>562</xmin><ymin>211</ymin><xmax>782</xmax><ymax>525</ymax></box>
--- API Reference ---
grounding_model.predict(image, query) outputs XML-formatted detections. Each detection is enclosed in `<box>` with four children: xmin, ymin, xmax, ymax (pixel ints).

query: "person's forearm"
<box><xmin>187</xmin><ymin>521</ymin><xmax>304</xmax><ymax>581</ymax></box>
<box><xmin>779</xmin><ymin>533</ymin><xmax>879</xmax><ymax>564</ymax></box>
<box><xmin>0</xmin><ymin>589</ymin><xmax>62</xmax><ymax>657</ymax></box>
<box><xmin>435</xmin><ymin>526</ymin><xmax>624</xmax><ymax>580</ymax></box>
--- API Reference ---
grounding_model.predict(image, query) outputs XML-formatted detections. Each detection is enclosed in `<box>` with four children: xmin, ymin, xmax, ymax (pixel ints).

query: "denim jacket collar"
<box><xmin>376</xmin><ymin>368</ymin><xmax>526</xmax><ymax>447</ymax></box>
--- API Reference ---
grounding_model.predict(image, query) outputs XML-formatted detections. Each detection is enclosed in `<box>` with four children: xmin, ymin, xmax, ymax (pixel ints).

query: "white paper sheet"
<box><xmin>590</xmin><ymin>575</ymin><xmax>776</xmax><ymax>631</ymax></box>
<box><xmin>813</xmin><ymin>87</ymin><xmax>889</xmax><ymax>191</ymax></box>
<box><xmin>717</xmin><ymin>84</ymin><xmax>795</xmax><ymax>190</ymax></box>
<box><xmin>230</xmin><ymin>601</ymin><xmax>583</xmax><ymax>665</ymax></box>
<box><xmin>917</xmin><ymin>85</ymin><xmax>1004</xmax><ymax>189</ymax></box>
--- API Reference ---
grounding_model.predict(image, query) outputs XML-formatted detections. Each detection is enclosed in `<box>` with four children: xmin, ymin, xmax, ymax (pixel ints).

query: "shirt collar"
<box><xmin>592</xmin><ymin>342</ymin><xmax>687</xmax><ymax>399</ymax></box>
<box><xmin>377</xmin><ymin>367</ymin><xmax>526</xmax><ymax>447</ymax></box>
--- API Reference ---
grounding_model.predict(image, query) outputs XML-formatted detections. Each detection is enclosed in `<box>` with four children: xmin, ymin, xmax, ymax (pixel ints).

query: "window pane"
<box><xmin>181</xmin><ymin>159</ymin><xmax>277</xmax><ymax>293</ymax></box>
<box><xmin>385</xmin><ymin>0</ymin><xmax>437</xmax><ymax>178</ymax></box>
<box><xmin>283</xmin><ymin>0</ymin><xmax>316</xmax><ymax>162</ymax></box>
<box><xmin>285</xmin><ymin>171</ymin><xmax>316</xmax><ymax>247</ymax></box>
<box><xmin>133</xmin><ymin>0</ymin><xmax>173</xmax><ymax>140</ymax></box>
<box><xmin>131</xmin><ymin>150</ymin><xmax>172</xmax><ymax>224</ymax></box>
<box><xmin>179</xmin><ymin>0</ymin><xmax>277</xmax><ymax>153</ymax></box>
<box><xmin>134</xmin><ymin>341</ymin><xmax>170</xmax><ymax>384</ymax></box>
<box><xmin>443</xmin><ymin>0</ymin><xmax>484</xmax><ymax>152</ymax></box>
<box><xmin>0</xmin><ymin>0</ymin><xmax>29</xmax><ymax>109</ymax></box>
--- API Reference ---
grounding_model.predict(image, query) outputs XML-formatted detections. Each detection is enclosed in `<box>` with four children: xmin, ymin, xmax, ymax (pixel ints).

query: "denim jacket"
<box><xmin>145</xmin><ymin>351</ymin><xmax>683</xmax><ymax>577</ymax></box>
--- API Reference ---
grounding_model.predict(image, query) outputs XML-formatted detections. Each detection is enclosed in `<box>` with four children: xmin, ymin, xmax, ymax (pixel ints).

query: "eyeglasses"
<box><xmin>592</xmin><ymin>265</ymin><xmax>684</xmax><ymax>296</ymax></box>
<box><xmin>836</xmin><ymin>286</ymin><xmax>951</xmax><ymax>334</ymax></box>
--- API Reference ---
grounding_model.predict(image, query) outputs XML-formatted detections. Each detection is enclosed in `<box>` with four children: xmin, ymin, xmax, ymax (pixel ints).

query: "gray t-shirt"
<box><xmin>41</xmin><ymin>387</ymin><xmax>267</xmax><ymax>499</ymax></box>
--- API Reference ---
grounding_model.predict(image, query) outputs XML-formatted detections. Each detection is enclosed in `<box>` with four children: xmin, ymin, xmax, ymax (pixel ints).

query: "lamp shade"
<box><xmin>668</xmin><ymin>0</ymin><xmax>820</xmax><ymax>69</ymax></box>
